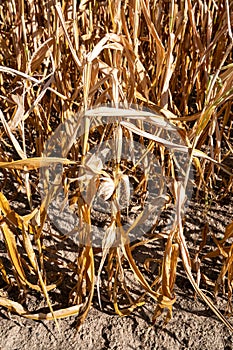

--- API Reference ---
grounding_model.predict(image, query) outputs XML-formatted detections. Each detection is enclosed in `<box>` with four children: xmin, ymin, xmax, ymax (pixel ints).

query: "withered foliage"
<box><xmin>0</xmin><ymin>0</ymin><xmax>233</xmax><ymax>331</ymax></box>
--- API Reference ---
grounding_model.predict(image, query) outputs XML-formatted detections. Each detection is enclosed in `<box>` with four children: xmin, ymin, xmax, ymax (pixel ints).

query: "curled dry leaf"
<box><xmin>98</xmin><ymin>177</ymin><xmax>115</xmax><ymax>201</ymax></box>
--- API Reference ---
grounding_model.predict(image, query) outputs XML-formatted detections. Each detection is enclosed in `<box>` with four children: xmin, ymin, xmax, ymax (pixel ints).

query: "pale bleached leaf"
<box><xmin>98</xmin><ymin>177</ymin><xmax>115</xmax><ymax>200</ymax></box>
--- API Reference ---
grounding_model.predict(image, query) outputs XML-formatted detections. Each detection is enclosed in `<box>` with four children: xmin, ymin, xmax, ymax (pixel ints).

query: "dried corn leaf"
<box><xmin>0</xmin><ymin>157</ymin><xmax>75</xmax><ymax>170</ymax></box>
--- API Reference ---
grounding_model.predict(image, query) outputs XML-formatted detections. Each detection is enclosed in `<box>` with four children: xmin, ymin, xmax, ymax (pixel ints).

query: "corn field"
<box><xmin>0</xmin><ymin>0</ymin><xmax>233</xmax><ymax>332</ymax></box>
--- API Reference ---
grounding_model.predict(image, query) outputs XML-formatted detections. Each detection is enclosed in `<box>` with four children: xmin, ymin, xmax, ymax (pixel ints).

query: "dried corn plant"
<box><xmin>0</xmin><ymin>0</ymin><xmax>233</xmax><ymax>332</ymax></box>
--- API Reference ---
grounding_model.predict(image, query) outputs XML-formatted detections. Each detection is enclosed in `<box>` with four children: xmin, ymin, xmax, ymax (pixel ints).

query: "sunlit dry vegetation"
<box><xmin>0</xmin><ymin>0</ymin><xmax>233</xmax><ymax>331</ymax></box>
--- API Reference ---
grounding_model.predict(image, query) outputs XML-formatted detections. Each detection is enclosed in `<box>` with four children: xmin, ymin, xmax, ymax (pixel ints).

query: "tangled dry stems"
<box><xmin>0</xmin><ymin>0</ymin><xmax>233</xmax><ymax>331</ymax></box>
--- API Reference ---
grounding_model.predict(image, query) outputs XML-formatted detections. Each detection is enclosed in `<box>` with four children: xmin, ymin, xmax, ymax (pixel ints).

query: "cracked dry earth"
<box><xmin>0</xmin><ymin>195</ymin><xmax>233</xmax><ymax>350</ymax></box>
